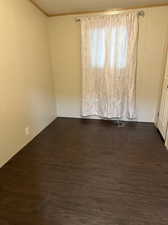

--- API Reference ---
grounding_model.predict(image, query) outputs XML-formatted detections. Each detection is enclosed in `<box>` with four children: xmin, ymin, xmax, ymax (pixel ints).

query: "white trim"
<box><xmin>0</xmin><ymin>116</ymin><xmax>57</xmax><ymax>169</ymax></box>
<box><xmin>57</xmin><ymin>114</ymin><xmax>154</xmax><ymax>123</ymax></box>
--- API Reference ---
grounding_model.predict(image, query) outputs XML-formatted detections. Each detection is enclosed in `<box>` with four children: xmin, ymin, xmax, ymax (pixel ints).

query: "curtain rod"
<box><xmin>75</xmin><ymin>10</ymin><xmax>145</xmax><ymax>22</ymax></box>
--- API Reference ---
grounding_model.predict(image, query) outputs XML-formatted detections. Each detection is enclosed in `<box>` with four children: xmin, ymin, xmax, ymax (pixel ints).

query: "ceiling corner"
<box><xmin>29</xmin><ymin>0</ymin><xmax>49</xmax><ymax>16</ymax></box>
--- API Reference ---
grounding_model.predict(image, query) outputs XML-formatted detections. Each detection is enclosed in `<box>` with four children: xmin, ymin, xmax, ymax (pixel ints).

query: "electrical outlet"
<box><xmin>25</xmin><ymin>127</ymin><xmax>30</xmax><ymax>136</ymax></box>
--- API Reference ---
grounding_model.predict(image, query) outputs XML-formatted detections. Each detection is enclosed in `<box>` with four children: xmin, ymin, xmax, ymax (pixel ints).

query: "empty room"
<box><xmin>1</xmin><ymin>0</ymin><xmax>168</xmax><ymax>224</ymax></box>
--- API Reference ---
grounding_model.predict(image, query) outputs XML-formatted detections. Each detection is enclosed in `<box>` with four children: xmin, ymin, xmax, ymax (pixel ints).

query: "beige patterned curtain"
<box><xmin>80</xmin><ymin>12</ymin><xmax>139</xmax><ymax>119</ymax></box>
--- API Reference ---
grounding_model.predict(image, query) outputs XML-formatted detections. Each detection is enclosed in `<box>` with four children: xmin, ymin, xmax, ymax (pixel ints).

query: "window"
<box><xmin>90</xmin><ymin>26</ymin><xmax>128</xmax><ymax>69</ymax></box>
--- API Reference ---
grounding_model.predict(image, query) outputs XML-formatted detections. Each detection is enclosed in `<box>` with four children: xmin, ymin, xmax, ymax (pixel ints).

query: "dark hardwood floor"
<box><xmin>0</xmin><ymin>118</ymin><xmax>168</xmax><ymax>225</ymax></box>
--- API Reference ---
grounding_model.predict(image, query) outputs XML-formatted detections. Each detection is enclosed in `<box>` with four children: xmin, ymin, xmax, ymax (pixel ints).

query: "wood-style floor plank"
<box><xmin>0</xmin><ymin>118</ymin><xmax>168</xmax><ymax>225</ymax></box>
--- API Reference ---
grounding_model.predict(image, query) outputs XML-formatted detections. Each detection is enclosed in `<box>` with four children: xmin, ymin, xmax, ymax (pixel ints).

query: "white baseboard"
<box><xmin>57</xmin><ymin>114</ymin><xmax>154</xmax><ymax>123</ymax></box>
<box><xmin>0</xmin><ymin>116</ymin><xmax>57</xmax><ymax>169</ymax></box>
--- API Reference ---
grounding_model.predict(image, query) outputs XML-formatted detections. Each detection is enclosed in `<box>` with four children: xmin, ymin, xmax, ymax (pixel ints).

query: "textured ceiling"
<box><xmin>32</xmin><ymin>0</ymin><xmax>168</xmax><ymax>15</ymax></box>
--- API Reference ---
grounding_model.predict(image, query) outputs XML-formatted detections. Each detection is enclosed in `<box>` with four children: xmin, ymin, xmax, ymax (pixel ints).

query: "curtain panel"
<box><xmin>80</xmin><ymin>12</ymin><xmax>139</xmax><ymax>119</ymax></box>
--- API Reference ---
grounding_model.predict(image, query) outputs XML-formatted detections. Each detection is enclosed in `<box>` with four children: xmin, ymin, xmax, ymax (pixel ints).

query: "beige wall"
<box><xmin>0</xmin><ymin>0</ymin><xmax>56</xmax><ymax>167</ymax></box>
<box><xmin>48</xmin><ymin>6</ymin><xmax>168</xmax><ymax>122</ymax></box>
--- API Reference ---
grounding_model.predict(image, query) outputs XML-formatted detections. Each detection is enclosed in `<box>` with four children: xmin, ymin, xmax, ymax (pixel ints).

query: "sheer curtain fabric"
<box><xmin>81</xmin><ymin>12</ymin><xmax>139</xmax><ymax>119</ymax></box>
